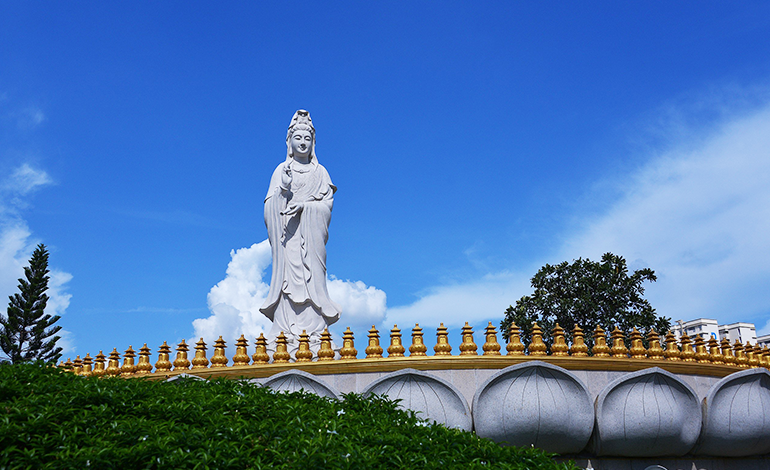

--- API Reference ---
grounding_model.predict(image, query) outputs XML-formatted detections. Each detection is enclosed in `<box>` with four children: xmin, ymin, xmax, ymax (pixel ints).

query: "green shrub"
<box><xmin>0</xmin><ymin>363</ymin><xmax>578</xmax><ymax>469</ymax></box>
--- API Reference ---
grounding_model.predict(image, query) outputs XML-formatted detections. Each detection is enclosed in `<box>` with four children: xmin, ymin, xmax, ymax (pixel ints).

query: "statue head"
<box><xmin>286</xmin><ymin>109</ymin><xmax>317</xmax><ymax>162</ymax></box>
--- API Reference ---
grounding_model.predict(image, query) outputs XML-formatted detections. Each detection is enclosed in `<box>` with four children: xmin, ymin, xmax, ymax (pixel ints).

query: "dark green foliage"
<box><xmin>0</xmin><ymin>363</ymin><xmax>578</xmax><ymax>469</ymax></box>
<box><xmin>0</xmin><ymin>244</ymin><xmax>62</xmax><ymax>364</ymax></box>
<box><xmin>501</xmin><ymin>253</ymin><xmax>671</xmax><ymax>349</ymax></box>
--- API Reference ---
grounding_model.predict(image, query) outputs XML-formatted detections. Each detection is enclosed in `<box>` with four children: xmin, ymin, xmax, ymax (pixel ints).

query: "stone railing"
<box><xmin>59</xmin><ymin>321</ymin><xmax>770</xmax><ymax>378</ymax></box>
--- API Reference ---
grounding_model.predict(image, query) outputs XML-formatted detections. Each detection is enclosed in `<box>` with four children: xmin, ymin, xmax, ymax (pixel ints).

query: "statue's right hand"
<box><xmin>280</xmin><ymin>165</ymin><xmax>292</xmax><ymax>190</ymax></box>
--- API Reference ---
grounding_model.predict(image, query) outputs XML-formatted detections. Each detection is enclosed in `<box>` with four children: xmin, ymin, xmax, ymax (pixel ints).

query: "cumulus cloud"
<box><xmin>0</xmin><ymin>164</ymin><xmax>75</xmax><ymax>356</ymax></box>
<box><xmin>192</xmin><ymin>240</ymin><xmax>387</xmax><ymax>345</ymax></box>
<box><xmin>384</xmin><ymin>98</ymin><xmax>770</xmax><ymax>332</ymax></box>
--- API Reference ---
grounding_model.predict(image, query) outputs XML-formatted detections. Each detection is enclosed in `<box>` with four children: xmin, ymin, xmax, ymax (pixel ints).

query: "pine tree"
<box><xmin>0</xmin><ymin>244</ymin><xmax>62</xmax><ymax>364</ymax></box>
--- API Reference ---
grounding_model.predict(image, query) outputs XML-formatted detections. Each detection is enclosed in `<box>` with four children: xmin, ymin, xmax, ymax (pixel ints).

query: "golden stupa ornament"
<box><xmin>318</xmin><ymin>328</ymin><xmax>335</xmax><ymax>361</ymax></box>
<box><xmin>191</xmin><ymin>338</ymin><xmax>210</xmax><ymax>370</ymax></box>
<box><xmin>528</xmin><ymin>322</ymin><xmax>547</xmax><ymax>356</ymax></box>
<box><xmin>155</xmin><ymin>342</ymin><xmax>173</xmax><ymax>372</ymax></box>
<box><xmin>136</xmin><ymin>344</ymin><xmax>153</xmax><ymax>375</ymax></box>
<box><xmin>482</xmin><ymin>322</ymin><xmax>501</xmax><ymax>356</ymax></box>
<box><xmin>72</xmin><ymin>356</ymin><xmax>83</xmax><ymax>375</ymax></box>
<box><xmin>506</xmin><ymin>322</ymin><xmax>526</xmax><ymax>356</ymax></box>
<box><xmin>365</xmin><ymin>326</ymin><xmax>384</xmax><ymax>359</ymax></box>
<box><xmin>679</xmin><ymin>333</ymin><xmax>696</xmax><ymax>362</ymax></box>
<box><xmin>628</xmin><ymin>328</ymin><xmax>646</xmax><ymax>359</ymax></box>
<box><xmin>211</xmin><ymin>336</ymin><xmax>229</xmax><ymax>368</ymax></box>
<box><xmin>549</xmin><ymin>323</ymin><xmax>568</xmax><ymax>356</ymax></box>
<box><xmin>81</xmin><ymin>354</ymin><xmax>93</xmax><ymax>377</ymax></box>
<box><xmin>591</xmin><ymin>326</ymin><xmax>610</xmax><ymax>357</ymax></box>
<box><xmin>707</xmin><ymin>337</ymin><xmax>724</xmax><ymax>364</ymax></box>
<box><xmin>173</xmin><ymin>340</ymin><xmax>191</xmax><ymax>370</ymax></box>
<box><xmin>409</xmin><ymin>324</ymin><xmax>428</xmax><ymax>357</ymax></box>
<box><xmin>664</xmin><ymin>332</ymin><xmax>681</xmax><ymax>361</ymax></box>
<box><xmin>252</xmin><ymin>333</ymin><xmax>270</xmax><ymax>364</ymax></box>
<box><xmin>434</xmin><ymin>323</ymin><xmax>452</xmax><ymax>356</ymax></box>
<box><xmin>693</xmin><ymin>336</ymin><xmax>711</xmax><ymax>363</ymax></box>
<box><xmin>721</xmin><ymin>338</ymin><xmax>736</xmax><ymax>366</ymax></box>
<box><xmin>105</xmin><ymin>348</ymin><xmax>121</xmax><ymax>376</ymax></box>
<box><xmin>459</xmin><ymin>322</ymin><xmax>478</xmax><ymax>356</ymax></box>
<box><xmin>232</xmin><ymin>335</ymin><xmax>251</xmax><ymax>366</ymax></box>
<box><xmin>339</xmin><ymin>327</ymin><xmax>358</xmax><ymax>360</ymax></box>
<box><xmin>609</xmin><ymin>326</ymin><xmax>629</xmax><ymax>358</ymax></box>
<box><xmin>646</xmin><ymin>330</ymin><xmax>664</xmax><ymax>360</ymax></box>
<box><xmin>273</xmin><ymin>332</ymin><xmax>291</xmax><ymax>363</ymax></box>
<box><xmin>569</xmin><ymin>325</ymin><xmax>589</xmax><ymax>357</ymax></box>
<box><xmin>387</xmin><ymin>325</ymin><xmax>406</xmax><ymax>358</ymax></box>
<box><xmin>93</xmin><ymin>351</ymin><xmax>106</xmax><ymax>377</ymax></box>
<box><xmin>296</xmin><ymin>330</ymin><xmax>313</xmax><ymax>362</ymax></box>
<box><xmin>733</xmin><ymin>340</ymin><xmax>748</xmax><ymax>368</ymax></box>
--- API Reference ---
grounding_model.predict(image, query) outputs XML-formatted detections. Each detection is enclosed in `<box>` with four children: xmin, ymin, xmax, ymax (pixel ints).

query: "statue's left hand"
<box><xmin>282</xmin><ymin>202</ymin><xmax>304</xmax><ymax>216</ymax></box>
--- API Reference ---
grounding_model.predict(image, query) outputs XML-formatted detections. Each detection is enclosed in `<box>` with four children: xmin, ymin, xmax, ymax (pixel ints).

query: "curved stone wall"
<box><xmin>259</xmin><ymin>369</ymin><xmax>341</xmax><ymax>399</ymax></box>
<box><xmin>472</xmin><ymin>362</ymin><xmax>593</xmax><ymax>454</ymax></box>
<box><xmin>594</xmin><ymin>367</ymin><xmax>702</xmax><ymax>457</ymax></box>
<box><xmin>362</xmin><ymin>368</ymin><xmax>472</xmax><ymax>431</ymax></box>
<box><xmin>694</xmin><ymin>368</ymin><xmax>770</xmax><ymax>457</ymax></box>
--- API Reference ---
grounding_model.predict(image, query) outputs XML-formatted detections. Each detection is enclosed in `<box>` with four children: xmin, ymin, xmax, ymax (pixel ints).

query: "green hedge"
<box><xmin>0</xmin><ymin>363</ymin><xmax>578</xmax><ymax>469</ymax></box>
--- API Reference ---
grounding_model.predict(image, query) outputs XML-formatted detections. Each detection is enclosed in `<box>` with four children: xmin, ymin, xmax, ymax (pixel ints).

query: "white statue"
<box><xmin>260</xmin><ymin>110</ymin><xmax>341</xmax><ymax>355</ymax></box>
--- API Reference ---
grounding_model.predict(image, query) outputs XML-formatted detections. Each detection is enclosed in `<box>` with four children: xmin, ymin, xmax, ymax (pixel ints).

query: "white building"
<box><xmin>674</xmin><ymin>318</ymin><xmax>759</xmax><ymax>345</ymax></box>
<box><xmin>674</xmin><ymin>318</ymin><xmax>719</xmax><ymax>341</ymax></box>
<box><xmin>718</xmin><ymin>322</ymin><xmax>757</xmax><ymax>344</ymax></box>
<box><xmin>756</xmin><ymin>333</ymin><xmax>770</xmax><ymax>348</ymax></box>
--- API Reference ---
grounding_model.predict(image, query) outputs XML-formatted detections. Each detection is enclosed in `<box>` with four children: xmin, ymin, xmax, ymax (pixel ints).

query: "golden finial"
<box><xmin>409</xmin><ymin>324</ymin><xmax>428</xmax><ymax>357</ymax></box>
<box><xmin>664</xmin><ymin>332</ymin><xmax>681</xmax><ymax>361</ymax></box>
<box><xmin>645</xmin><ymin>330</ymin><xmax>664</xmax><ymax>360</ymax></box>
<box><xmin>365</xmin><ymin>326</ymin><xmax>384</xmax><ymax>359</ymax></box>
<box><xmin>121</xmin><ymin>346</ymin><xmax>136</xmax><ymax>376</ymax></box>
<box><xmin>210</xmin><ymin>336</ymin><xmax>229</xmax><ymax>368</ymax></box>
<box><xmin>746</xmin><ymin>343</ymin><xmax>759</xmax><ymax>368</ymax></box>
<box><xmin>387</xmin><ymin>325</ymin><xmax>406</xmax><ymax>358</ymax></box>
<box><xmin>483</xmin><ymin>322</ymin><xmax>502</xmax><ymax>356</ymax></box>
<box><xmin>232</xmin><ymin>335</ymin><xmax>251</xmax><ymax>366</ymax></box>
<box><xmin>550</xmin><ymin>323</ymin><xmax>568</xmax><ymax>356</ymax></box>
<box><xmin>155</xmin><ymin>342</ymin><xmax>173</xmax><ymax>372</ymax></box>
<box><xmin>707</xmin><ymin>337</ymin><xmax>723</xmax><ymax>364</ymax></box>
<box><xmin>105</xmin><ymin>349</ymin><xmax>121</xmax><ymax>376</ymax></box>
<box><xmin>629</xmin><ymin>328</ymin><xmax>646</xmax><ymax>359</ymax></box>
<box><xmin>693</xmin><ymin>336</ymin><xmax>710</xmax><ymax>363</ymax></box>
<box><xmin>93</xmin><ymin>350</ymin><xmax>106</xmax><ymax>377</ymax></box>
<box><xmin>173</xmin><ymin>340</ymin><xmax>191</xmax><ymax>370</ymax></box>
<box><xmin>57</xmin><ymin>360</ymin><xmax>65</xmax><ymax>369</ymax></box>
<box><xmin>592</xmin><ymin>326</ymin><xmax>610</xmax><ymax>357</ymax></box>
<box><xmin>136</xmin><ymin>344</ymin><xmax>153</xmax><ymax>375</ymax></box>
<box><xmin>63</xmin><ymin>358</ymin><xmax>73</xmax><ymax>372</ymax></box>
<box><xmin>733</xmin><ymin>340</ymin><xmax>748</xmax><ymax>368</ymax></box>
<box><xmin>273</xmin><ymin>332</ymin><xmax>291</xmax><ymax>363</ymax></box>
<box><xmin>609</xmin><ymin>326</ymin><xmax>629</xmax><ymax>358</ymax></box>
<box><xmin>506</xmin><ymin>322</ymin><xmax>526</xmax><ymax>356</ymax></box>
<box><xmin>459</xmin><ymin>322</ymin><xmax>478</xmax><ymax>356</ymax></box>
<box><xmin>433</xmin><ymin>323</ymin><xmax>452</xmax><ymax>356</ymax></box>
<box><xmin>81</xmin><ymin>354</ymin><xmax>93</xmax><ymax>377</ymax></box>
<box><xmin>569</xmin><ymin>325</ymin><xmax>589</xmax><ymax>357</ymax></box>
<box><xmin>721</xmin><ymin>338</ymin><xmax>736</xmax><ymax>366</ymax></box>
<box><xmin>528</xmin><ymin>322</ymin><xmax>547</xmax><ymax>356</ymax></box>
<box><xmin>296</xmin><ymin>330</ymin><xmax>313</xmax><ymax>362</ymax></box>
<box><xmin>339</xmin><ymin>327</ymin><xmax>358</xmax><ymax>360</ymax></box>
<box><xmin>318</xmin><ymin>328</ymin><xmax>335</xmax><ymax>361</ymax></box>
<box><xmin>760</xmin><ymin>346</ymin><xmax>770</xmax><ymax>368</ymax></box>
<box><xmin>191</xmin><ymin>338</ymin><xmax>209</xmax><ymax>370</ymax></box>
<box><xmin>72</xmin><ymin>355</ymin><xmax>83</xmax><ymax>375</ymax></box>
<box><xmin>679</xmin><ymin>333</ymin><xmax>695</xmax><ymax>362</ymax></box>
<box><xmin>252</xmin><ymin>333</ymin><xmax>270</xmax><ymax>364</ymax></box>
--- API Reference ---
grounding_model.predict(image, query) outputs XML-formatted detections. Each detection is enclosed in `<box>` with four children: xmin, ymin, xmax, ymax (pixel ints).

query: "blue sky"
<box><xmin>2</xmin><ymin>2</ymin><xmax>770</xmax><ymax>360</ymax></box>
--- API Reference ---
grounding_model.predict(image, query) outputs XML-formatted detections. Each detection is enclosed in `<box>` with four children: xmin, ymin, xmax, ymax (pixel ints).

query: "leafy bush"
<box><xmin>0</xmin><ymin>363</ymin><xmax>578</xmax><ymax>469</ymax></box>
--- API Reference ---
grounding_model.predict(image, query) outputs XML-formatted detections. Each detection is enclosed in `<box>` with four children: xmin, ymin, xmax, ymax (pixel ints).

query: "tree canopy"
<box><xmin>500</xmin><ymin>252</ymin><xmax>671</xmax><ymax>349</ymax></box>
<box><xmin>0</xmin><ymin>244</ymin><xmax>62</xmax><ymax>364</ymax></box>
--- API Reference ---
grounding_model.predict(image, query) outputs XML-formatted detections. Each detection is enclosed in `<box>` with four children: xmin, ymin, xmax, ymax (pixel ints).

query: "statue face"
<box><xmin>290</xmin><ymin>129</ymin><xmax>313</xmax><ymax>158</ymax></box>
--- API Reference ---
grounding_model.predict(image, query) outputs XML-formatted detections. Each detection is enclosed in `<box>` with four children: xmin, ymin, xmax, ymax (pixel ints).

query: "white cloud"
<box><xmin>382</xmin><ymin>98</ymin><xmax>770</xmax><ymax>332</ymax></box>
<box><xmin>561</xmin><ymin>103</ymin><xmax>770</xmax><ymax>326</ymax></box>
<box><xmin>191</xmin><ymin>240</ymin><xmax>387</xmax><ymax>345</ymax></box>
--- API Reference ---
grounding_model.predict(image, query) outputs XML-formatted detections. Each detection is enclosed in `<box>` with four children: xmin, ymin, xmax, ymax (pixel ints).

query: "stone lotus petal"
<box><xmin>260</xmin><ymin>370</ymin><xmax>340</xmax><ymax>399</ymax></box>
<box><xmin>594</xmin><ymin>367</ymin><xmax>701</xmax><ymax>457</ymax></box>
<box><xmin>472</xmin><ymin>361</ymin><xmax>594</xmax><ymax>454</ymax></box>
<box><xmin>694</xmin><ymin>368</ymin><xmax>770</xmax><ymax>457</ymax></box>
<box><xmin>362</xmin><ymin>368</ymin><xmax>472</xmax><ymax>430</ymax></box>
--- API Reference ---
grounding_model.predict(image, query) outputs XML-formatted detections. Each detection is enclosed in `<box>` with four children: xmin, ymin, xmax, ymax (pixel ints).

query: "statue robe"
<box><xmin>260</xmin><ymin>159</ymin><xmax>341</xmax><ymax>341</ymax></box>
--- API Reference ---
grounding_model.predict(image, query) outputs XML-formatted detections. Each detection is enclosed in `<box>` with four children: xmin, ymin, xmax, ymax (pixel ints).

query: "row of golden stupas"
<box><xmin>58</xmin><ymin>321</ymin><xmax>770</xmax><ymax>377</ymax></box>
